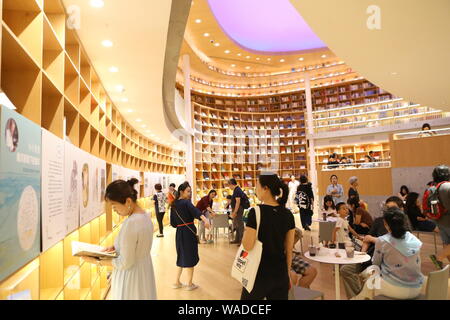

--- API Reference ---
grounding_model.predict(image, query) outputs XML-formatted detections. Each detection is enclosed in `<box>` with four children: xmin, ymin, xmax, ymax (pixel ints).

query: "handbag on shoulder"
<box><xmin>231</xmin><ymin>205</ymin><xmax>263</xmax><ymax>293</ymax></box>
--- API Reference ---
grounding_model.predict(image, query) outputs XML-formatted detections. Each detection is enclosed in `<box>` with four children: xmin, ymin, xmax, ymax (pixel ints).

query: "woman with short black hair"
<box><xmin>82</xmin><ymin>179</ymin><xmax>157</xmax><ymax>300</ymax></box>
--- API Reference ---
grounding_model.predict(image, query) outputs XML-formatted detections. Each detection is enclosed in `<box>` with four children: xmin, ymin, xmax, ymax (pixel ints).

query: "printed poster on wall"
<box><xmin>41</xmin><ymin>130</ymin><xmax>65</xmax><ymax>252</ymax></box>
<box><xmin>0</xmin><ymin>107</ymin><xmax>41</xmax><ymax>282</ymax></box>
<box><xmin>80</xmin><ymin>148</ymin><xmax>94</xmax><ymax>226</ymax></box>
<box><xmin>64</xmin><ymin>141</ymin><xmax>81</xmax><ymax>234</ymax></box>
<box><xmin>144</xmin><ymin>172</ymin><xmax>151</xmax><ymax>197</ymax></box>
<box><xmin>94</xmin><ymin>157</ymin><xmax>106</xmax><ymax>217</ymax></box>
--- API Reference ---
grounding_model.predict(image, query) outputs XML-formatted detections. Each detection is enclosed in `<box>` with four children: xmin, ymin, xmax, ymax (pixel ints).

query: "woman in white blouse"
<box><xmin>287</xmin><ymin>175</ymin><xmax>300</xmax><ymax>211</ymax></box>
<box><xmin>82</xmin><ymin>179</ymin><xmax>156</xmax><ymax>300</ymax></box>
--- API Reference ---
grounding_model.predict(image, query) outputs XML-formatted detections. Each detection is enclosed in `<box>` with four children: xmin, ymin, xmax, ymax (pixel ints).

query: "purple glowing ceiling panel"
<box><xmin>207</xmin><ymin>0</ymin><xmax>326</xmax><ymax>53</ymax></box>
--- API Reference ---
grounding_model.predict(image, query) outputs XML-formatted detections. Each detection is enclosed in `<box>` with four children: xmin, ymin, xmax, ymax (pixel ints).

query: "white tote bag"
<box><xmin>231</xmin><ymin>205</ymin><xmax>263</xmax><ymax>293</ymax></box>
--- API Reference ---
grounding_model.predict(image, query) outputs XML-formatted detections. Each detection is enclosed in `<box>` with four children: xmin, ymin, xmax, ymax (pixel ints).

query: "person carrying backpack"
<box><xmin>296</xmin><ymin>175</ymin><xmax>314</xmax><ymax>231</ymax></box>
<box><xmin>228</xmin><ymin>179</ymin><xmax>250</xmax><ymax>245</ymax></box>
<box><xmin>425</xmin><ymin>165</ymin><xmax>450</xmax><ymax>269</ymax></box>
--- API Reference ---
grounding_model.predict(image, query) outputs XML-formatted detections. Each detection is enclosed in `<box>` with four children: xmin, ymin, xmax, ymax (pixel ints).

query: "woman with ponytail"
<box><xmin>82</xmin><ymin>179</ymin><xmax>157</xmax><ymax>300</ymax></box>
<box><xmin>170</xmin><ymin>182</ymin><xmax>211</xmax><ymax>291</ymax></box>
<box><xmin>240</xmin><ymin>173</ymin><xmax>295</xmax><ymax>300</ymax></box>
<box><xmin>353</xmin><ymin>207</ymin><xmax>424</xmax><ymax>300</ymax></box>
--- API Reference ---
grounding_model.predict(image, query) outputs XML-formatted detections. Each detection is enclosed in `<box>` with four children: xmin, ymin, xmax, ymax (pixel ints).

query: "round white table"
<box><xmin>305</xmin><ymin>247</ymin><xmax>370</xmax><ymax>300</ymax></box>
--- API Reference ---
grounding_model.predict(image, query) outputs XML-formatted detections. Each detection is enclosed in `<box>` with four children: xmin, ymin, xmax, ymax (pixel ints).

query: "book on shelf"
<box><xmin>72</xmin><ymin>241</ymin><xmax>117</xmax><ymax>259</ymax></box>
<box><xmin>203</xmin><ymin>173</ymin><xmax>210</xmax><ymax>180</ymax></box>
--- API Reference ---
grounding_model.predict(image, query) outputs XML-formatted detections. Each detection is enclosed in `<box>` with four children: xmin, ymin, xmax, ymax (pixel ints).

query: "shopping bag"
<box><xmin>231</xmin><ymin>205</ymin><xmax>262</xmax><ymax>293</ymax></box>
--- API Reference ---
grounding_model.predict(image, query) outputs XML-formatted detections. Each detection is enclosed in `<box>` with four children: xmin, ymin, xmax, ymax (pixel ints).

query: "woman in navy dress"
<box><xmin>170</xmin><ymin>182</ymin><xmax>211</xmax><ymax>291</ymax></box>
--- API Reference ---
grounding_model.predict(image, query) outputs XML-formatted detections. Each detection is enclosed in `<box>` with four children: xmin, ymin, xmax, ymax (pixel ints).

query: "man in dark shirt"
<box><xmin>340</xmin><ymin>196</ymin><xmax>404</xmax><ymax>299</ymax></box>
<box><xmin>229</xmin><ymin>179</ymin><xmax>246</xmax><ymax>245</ymax></box>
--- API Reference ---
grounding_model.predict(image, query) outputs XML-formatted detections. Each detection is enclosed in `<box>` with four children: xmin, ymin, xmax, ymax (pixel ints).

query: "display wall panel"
<box><xmin>0</xmin><ymin>107</ymin><xmax>42</xmax><ymax>282</ymax></box>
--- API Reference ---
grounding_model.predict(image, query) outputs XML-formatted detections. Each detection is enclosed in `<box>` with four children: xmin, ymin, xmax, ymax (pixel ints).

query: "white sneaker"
<box><xmin>183</xmin><ymin>284</ymin><xmax>199</xmax><ymax>291</ymax></box>
<box><xmin>172</xmin><ymin>283</ymin><xmax>184</xmax><ymax>289</ymax></box>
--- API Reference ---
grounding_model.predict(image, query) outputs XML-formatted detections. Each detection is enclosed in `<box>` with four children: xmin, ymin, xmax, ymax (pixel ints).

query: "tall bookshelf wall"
<box><xmin>191</xmin><ymin>90</ymin><xmax>308</xmax><ymax>203</ymax></box>
<box><xmin>0</xmin><ymin>0</ymin><xmax>185</xmax><ymax>300</ymax></box>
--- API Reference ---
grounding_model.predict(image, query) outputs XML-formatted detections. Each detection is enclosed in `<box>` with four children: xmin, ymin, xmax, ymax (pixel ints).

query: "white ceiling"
<box><xmin>290</xmin><ymin>0</ymin><xmax>450</xmax><ymax>110</ymax></box>
<box><xmin>62</xmin><ymin>0</ymin><xmax>184</xmax><ymax>148</ymax></box>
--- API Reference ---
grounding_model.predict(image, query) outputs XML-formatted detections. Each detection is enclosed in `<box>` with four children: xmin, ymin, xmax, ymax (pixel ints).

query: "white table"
<box><xmin>305</xmin><ymin>247</ymin><xmax>370</xmax><ymax>300</ymax></box>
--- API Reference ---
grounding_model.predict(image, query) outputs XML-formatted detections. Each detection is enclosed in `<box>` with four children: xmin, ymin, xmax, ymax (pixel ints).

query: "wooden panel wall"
<box><xmin>390</xmin><ymin>134</ymin><xmax>450</xmax><ymax>168</ymax></box>
<box><xmin>317</xmin><ymin>168</ymin><xmax>393</xmax><ymax>197</ymax></box>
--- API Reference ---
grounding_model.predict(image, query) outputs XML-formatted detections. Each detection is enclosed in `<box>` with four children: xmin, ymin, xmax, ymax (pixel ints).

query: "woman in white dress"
<box><xmin>82</xmin><ymin>179</ymin><xmax>157</xmax><ymax>300</ymax></box>
<box><xmin>287</xmin><ymin>175</ymin><xmax>300</xmax><ymax>211</ymax></box>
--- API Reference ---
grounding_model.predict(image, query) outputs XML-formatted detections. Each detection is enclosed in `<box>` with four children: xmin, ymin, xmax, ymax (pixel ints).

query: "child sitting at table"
<box><xmin>333</xmin><ymin>202</ymin><xmax>363</xmax><ymax>249</ymax></box>
<box><xmin>290</xmin><ymin>228</ymin><xmax>318</xmax><ymax>288</ymax></box>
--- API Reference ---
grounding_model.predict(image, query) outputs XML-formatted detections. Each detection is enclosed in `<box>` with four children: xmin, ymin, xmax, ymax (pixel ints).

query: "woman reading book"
<box><xmin>81</xmin><ymin>179</ymin><xmax>157</xmax><ymax>300</ymax></box>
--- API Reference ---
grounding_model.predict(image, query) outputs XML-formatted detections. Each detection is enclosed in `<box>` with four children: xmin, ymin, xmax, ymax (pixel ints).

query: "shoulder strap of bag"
<box><xmin>255</xmin><ymin>205</ymin><xmax>261</xmax><ymax>240</ymax></box>
<box><xmin>173</xmin><ymin>202</ymin><xmax>198</xmax><ymax>236</ymax></box>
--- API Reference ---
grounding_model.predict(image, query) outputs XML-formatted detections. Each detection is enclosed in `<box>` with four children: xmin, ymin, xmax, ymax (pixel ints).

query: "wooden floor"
<box><xmin>149</xmin><ymin>214</ymin><xmax>449</xmax><ymax>300</ymax></box>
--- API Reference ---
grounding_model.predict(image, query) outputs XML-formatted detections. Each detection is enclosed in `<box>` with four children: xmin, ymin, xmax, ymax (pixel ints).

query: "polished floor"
<box><xmin>149</xmin><ymin>214</ymin><xmax>449</xmax><ymax>300</ymax></box>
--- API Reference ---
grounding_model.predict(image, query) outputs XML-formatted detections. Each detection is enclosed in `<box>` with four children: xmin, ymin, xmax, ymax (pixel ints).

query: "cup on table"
<box><xmin>309</xmin><ymin>245</ymin><xmax>317</xmax><ymax>257</ymax></box>
<box><xmin>345</xmin><ymin>246</ymin><xmax>355</xmax><ymax>258</ymax></box>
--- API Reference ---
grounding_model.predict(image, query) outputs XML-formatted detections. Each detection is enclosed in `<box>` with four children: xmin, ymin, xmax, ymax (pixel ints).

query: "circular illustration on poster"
<box><xmin>5</xmin><ymin>118</ymin><xmax>19</xmax><ymax>152</ymax></box>
<box><xmin>17</xmin><ymin>186</ymin><xmax>39</xmax><ymax>251</ymax></box>
<box><xmin>68</xmin><ymin>160</ymin><xmax>78</xmax><ymax>209</ymax></box>
<box><xmin>82</xmin><ymin>163</ymin><xmax>89</xmax><ymax>208</ymax></box>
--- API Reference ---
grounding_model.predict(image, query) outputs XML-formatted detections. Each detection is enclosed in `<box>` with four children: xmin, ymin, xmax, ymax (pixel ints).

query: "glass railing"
<box><xmin>393</xmin><ymin>127</ymin><xmax>450</xmax><ymax>140</ymax></box>
<box><xmin>313</xmin><ymin>100</ymin><xmax>450</xmax><ymax>133</ymax></box>
<box><xmin>321</xmin><ymin>161</ymin><xmax>391</xmax><ymax>171</ymax></box>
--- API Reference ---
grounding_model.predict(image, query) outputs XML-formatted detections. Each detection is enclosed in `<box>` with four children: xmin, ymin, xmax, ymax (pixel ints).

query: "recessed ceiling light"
<box><xmin>231</xmin><ymin>64</ymin><xmax>236</xmax><ymax>67</ymax></box>
<box><xmin>214</xmin><ymin>42</ymin><xmax>220</xmax><ymax>47</ymax></box>
<box><xmin>298</xmin><ymin>57</ymin><xmax>304</xmax><ymax>61</ymax></box>
<box><xmin>136</xmin><ymin>119</ymin><xmax>142</xmax><ymax>122</ymax></box>
<box><xmin>90</xmin><ymin>0</ymin><xmax>104</xmax><ymax>8</ymax></box>
<box><xmin>115</xmin><ymin>85</ymin><xmax>125</xmax><ymax>92</ymax></box>
<box><xmin>280</xmin><ymin>59</ymin><xmax>285</xmax><ymax>62</ymax></box>
<box><xmin>246</xmin><ymin>56</ymin><xmax>250</xmax><ymax>59</ymax></box>
<box><xmin>121</xmin><ymin>98</ymin><xmax>129</xmax><ymax>102</ymax></box>
<box><xmin>141</xmin><ymin>124</ymin><xmax>147</xmax><ymax>128</ymax></box>
<box><xmin>224</xmin><ymin>50</ymin><xmax>230</xmax><ymax>54</ymax></box>
<box><xmin>109</xmin><ymin>66</ymin><xmax>119</xmax><ymax>73</ymax></box>
<box><xmin>256</xmin><ymin>57</ymin><xmax>260</xmax><ymax>60</ymax></box>
<box><xmin>321</xmin><ymin>54</ymin><xmax>327</xmax><ymax>58</ymax></box>
<box><xmin>267</xmin><ymin>58</ymin><xmax>271</xmax><ymax>61</ymax></box>
<box><xmin>245</xmin><ymin>66</ymin><xmax>251</xmax><ymax>69</ymax></box>
<box><xmin>391</xmin><ymin>72</ymin><xmax>398</xmax><ymax>75</ymax></box>
<box><xmin>150</xmin><ymin>134</ymin><xmax>156</xmax><ymax>137</ymax></box>
<box><xmin>127</xmin><ymin>109</ymin><xmax>133</xmax><ymax>113</ymax></box>
<box><xmin>237</xmin><ymin>53</ymin><xmax>241</xmax><ymax>56</ymax></box>
<box><xmin>101</xmin><ymin>40</ymin><xmax>113</xmax><ymax>47</ymax></box>
<box><xmin>203</xmin><ymin>33</ymin><xmax>210</xmax><ymax>37</ymax></box>
<box><xmin>195</xmin><ymin>19</ymin><xmax>202</xmax><ymax>23</ymax></box>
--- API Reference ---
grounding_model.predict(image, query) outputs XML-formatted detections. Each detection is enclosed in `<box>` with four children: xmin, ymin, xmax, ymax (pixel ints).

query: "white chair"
<box><xmin>374</xmin><ymin>265</ymin><xmax>449</xmax><ymax>300</ymax></box>
<box><xmin>212</xmin><ymin>214</ymin><xmax>232</xmax><ymax>243</ymax></box>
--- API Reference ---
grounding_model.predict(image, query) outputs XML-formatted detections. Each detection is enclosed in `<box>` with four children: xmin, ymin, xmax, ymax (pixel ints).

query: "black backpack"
<box><xmin>241</xmin><ymin>192</ymin><xmax>251</xmax><ymax>209</ymax></box>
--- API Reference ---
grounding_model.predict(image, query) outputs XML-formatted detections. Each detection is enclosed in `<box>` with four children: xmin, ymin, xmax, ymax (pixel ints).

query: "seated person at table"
<box><xmin>322</xmin><ymin>195</ymin><xmax>337</xmax><ymax>217</ymax></box>
<box><xmin>405</xmin><ymin>192</ymin><xmax>439</xmax><ymax>232</ymax></box>
<box><xmin>333</xmin><ymin>202</ymin><xmax>363</xmax><ymax>249</ymax></box>
<box><xmin>341</xmin><ymin>196</ymin><xmax>405</xmax><ymax>299</ymax></box>
<box><xmin>348</xmin><ymin>197</ymin><xmax>373</xmax><ymax>235</ymax></box>
<box><xmin>353</xmin><ymin>207</ymin><xmax>424</xmax><ymax>300</ymax></box>
<box><xmin>290</xmin><ymin>228</ymin><xmax>318</xmax><ymax>289</ymax></box>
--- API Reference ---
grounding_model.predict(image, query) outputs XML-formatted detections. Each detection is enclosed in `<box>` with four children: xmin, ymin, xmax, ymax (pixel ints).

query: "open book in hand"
<box><xmin>72</xmin><ymin>241</ymin><xmax>117</xmax><ymax>260</ymax></box>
